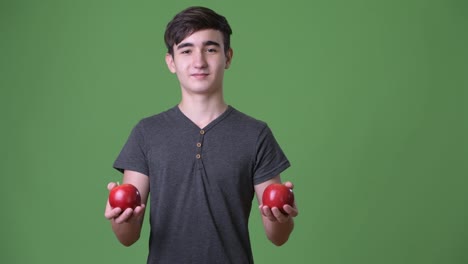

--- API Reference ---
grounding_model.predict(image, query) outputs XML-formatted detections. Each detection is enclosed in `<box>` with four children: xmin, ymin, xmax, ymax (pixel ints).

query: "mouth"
<box><xmin>191</xmin><ymin>73</ymin><xmax>209</xmax><ymax>79</ymax></box>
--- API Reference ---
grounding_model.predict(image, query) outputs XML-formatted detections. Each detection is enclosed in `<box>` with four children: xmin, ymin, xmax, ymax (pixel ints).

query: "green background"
<box><xmin>1</xmin><ymin>0</ymin><xmax>467</xmax><ymax>263</ymax></box>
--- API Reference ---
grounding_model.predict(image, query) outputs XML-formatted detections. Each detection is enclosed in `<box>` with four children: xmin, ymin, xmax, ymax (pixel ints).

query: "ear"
<box><xmin>225</xmin><ymin>48</ymin><xmax>233</xmax><ymax>69</ymax></box>
<box><xmin>165</xmin><ymin>53</ymin><xmax>176</xmax><ymax>73</ymax></box>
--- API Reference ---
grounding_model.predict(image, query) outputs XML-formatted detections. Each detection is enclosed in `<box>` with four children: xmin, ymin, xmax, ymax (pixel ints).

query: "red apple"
<box><xmin>109</xmin><ymin>183</ymin><xmax>141</xmax><ymax>210</ymax></box>
<box><xmin>262</xmin><ymin>183</ymin><xmax>294</xmax><ymax>214</ymax></box>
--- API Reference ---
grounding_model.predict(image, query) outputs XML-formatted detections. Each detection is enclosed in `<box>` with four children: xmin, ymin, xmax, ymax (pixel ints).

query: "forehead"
<box><xmin>177</xmin><ymin>29</ymin><xmax>224</xmax><ymax>47</ymax></box>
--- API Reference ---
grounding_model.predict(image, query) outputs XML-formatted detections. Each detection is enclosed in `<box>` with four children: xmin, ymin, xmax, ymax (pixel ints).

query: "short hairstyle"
<box><xmin>164</xmin><ymin>6</ymin><xmax>232</xmax><ymax>56</ymax></box>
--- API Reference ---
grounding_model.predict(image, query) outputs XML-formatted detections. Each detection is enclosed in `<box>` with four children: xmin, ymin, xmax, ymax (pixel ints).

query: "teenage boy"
<box><xmin>105</xmin><ymin>6</ymin><xmax>299</xmax><ymax>263</ymax></box>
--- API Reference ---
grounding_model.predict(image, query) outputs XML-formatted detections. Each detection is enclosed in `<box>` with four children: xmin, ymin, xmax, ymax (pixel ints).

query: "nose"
<box><xmin>193</xmin><ymin>50</ymin><xmax>208</xmax><ymax>68</ymax></box>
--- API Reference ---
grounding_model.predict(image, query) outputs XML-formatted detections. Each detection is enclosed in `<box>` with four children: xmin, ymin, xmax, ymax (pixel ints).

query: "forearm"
<box><xmin>111</xmin><ymin>218</ymin><xmax>143</xmax><ymax>246</ymax></box>
<box><xmin>263</xmin><ymin>217</ymin><xmax>294</xmax><ymax>246</ymax></box>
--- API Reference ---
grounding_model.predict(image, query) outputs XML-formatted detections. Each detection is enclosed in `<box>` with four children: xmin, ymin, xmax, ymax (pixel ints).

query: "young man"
<box><xmin>104</xmin><ymin>6</ymin><xmax>299</xmax><ymax>263</ymax></box>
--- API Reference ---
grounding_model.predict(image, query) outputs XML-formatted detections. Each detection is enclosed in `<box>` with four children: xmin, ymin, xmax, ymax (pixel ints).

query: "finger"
<box><xmin>283</xmin><ymin>204</ymin><xmax>299</xmax><ymax>217</ymax></box>
<box><xmin>271</xmin><ymin>207</ymin><xmax>290</xmax><ymax>223</ymax></box>
<box><xmin>258</xmin><ymin>205</ymin><xmax>268</xmax><ymax>218</ymax></box>
<box><xmin>104</xmin><ymin>207</ymin><xmax>122</xmax><ymax>220</ymax></box>
<box><xmin>284</xmin><ymin>181</ymin><xmax>294</xmax><ymax>189</ymax></box>
<box><xmin>133</xmin><ymin>204</ymin><xmax>146</xmax><ymax>215</ymax></box>
<box><xmin>114</xmin><ymin>208</ymin><xmax>134</xmax><ymax>224</ymax></box>
<box><xmin>260</xmin><ymin>205</ymin><xmax>271</xmax><ymax>217</ymax></box>
<box><xmin>104</xmin><ymin>199</ymin><xmax>119</xmax><ymax>218</ymax></box>
<box><xmin>260</xmin><ymin>205</ymin><xmax>277</xmax><ymax>222</ymax></box>
<box><xmin>107</xmin><ymin>182</ymin><xmax>117</xmax><ymax>191</ymax></box>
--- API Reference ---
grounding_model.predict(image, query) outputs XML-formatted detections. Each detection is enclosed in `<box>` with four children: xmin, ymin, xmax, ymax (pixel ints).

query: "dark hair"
<box><xmin>164</xmin><ymin>6</ymin><xmax>232</xmax><ymax>56</ymax></box>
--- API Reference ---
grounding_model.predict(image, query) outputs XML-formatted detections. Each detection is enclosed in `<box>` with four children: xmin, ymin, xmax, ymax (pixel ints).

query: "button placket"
<box><xmin>196</xmin><ymin>130</ymin><xmax>205</xmax><ymax>159</ymax></box>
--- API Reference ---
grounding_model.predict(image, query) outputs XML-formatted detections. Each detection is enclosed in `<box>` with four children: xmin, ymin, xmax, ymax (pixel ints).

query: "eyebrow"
<box><xmin>176</xmin><ymin>40</ymin><xmax>221</xmax><ymax>50</ymax></box>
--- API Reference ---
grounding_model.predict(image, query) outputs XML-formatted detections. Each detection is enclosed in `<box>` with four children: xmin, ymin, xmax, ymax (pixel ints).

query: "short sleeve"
<box><xmin>113</xmin><ymin>122</ymin><xmax>149</xmax><ymax>176</ymax></box>
<box><xmin>253</xmin><ymin>125</ymin><xmax>290</xmax><ymax>185</ymax></box>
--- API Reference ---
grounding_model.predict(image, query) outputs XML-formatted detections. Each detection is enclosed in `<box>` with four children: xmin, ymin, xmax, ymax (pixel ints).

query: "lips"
<box><xmin>191</xmin><ymin>73</ymin><xmax>209</xmax><ymax>79</ymax></box>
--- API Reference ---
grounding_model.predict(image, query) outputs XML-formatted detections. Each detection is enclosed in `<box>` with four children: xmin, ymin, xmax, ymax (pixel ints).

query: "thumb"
<box><xmin>284</xmin><ymin>181</ymin><xmax>294</xmax><ymax>190</ymax></box>
<box><xmin>107</xmin><ymin>182</ymin><xmax>118</xmax><ymax>191</ymax></box>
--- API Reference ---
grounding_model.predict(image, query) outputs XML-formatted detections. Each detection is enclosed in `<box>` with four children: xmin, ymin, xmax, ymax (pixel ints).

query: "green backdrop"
<box><xmin>1</xmin><ymin>0</ymin><xmax>467</xmax><ymax>263</ymax></box>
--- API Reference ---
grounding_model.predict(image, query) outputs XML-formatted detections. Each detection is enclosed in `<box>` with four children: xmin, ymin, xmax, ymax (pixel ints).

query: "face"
<box><xmin>165</xmin><ymin>29</ymin><xmax>233</xmax><ymax>96</ymax></box>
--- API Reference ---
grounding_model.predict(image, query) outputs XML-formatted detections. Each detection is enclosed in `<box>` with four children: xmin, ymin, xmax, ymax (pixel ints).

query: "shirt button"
<box><xmin>196</xmin><ymin>154</ymin><xmax>201</xmax><ymax>159</ymax></box>
<box><xmin>196</xmin><ymin>142</ymin><xmax>202</xmax><ymax>147</ymax></box>
<box><xmin>200</xmin><ymin>130</ymin><xmax>205</xmax><ymax>135</ymax></box>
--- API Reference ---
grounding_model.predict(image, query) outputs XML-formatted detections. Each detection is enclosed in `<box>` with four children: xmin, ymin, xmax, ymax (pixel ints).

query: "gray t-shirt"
<box><xmin>114</xmin><ymin>105</ymin><xmax>290</xmax><ymax>264</ymax></box>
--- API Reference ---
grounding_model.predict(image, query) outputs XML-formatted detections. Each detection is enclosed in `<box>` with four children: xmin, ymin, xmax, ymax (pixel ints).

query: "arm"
<box><xmin>254</xmin><ymin>175</ymin><xmax>299</xmax><ymax>246</ymax></box>
<box><xmin>104</xmin><ymin>170</ymin><xmax>150</xmax><ymax>246</ymax></box>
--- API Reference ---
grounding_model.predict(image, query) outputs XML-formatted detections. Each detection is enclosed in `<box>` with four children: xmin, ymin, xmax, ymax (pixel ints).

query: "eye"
<box><xmin>206</xmin><ymin>47</ymin><xmax>218</xmax><ymax>53</ymax></box>
<box><xmin>181</xmin><ymin>49</ymin><xmax>191</xmax><ymax>54</ymax></box>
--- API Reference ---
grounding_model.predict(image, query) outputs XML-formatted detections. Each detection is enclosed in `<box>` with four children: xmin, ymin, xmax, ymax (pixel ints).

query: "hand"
<box><xmin>259</xmin><ymin>181</ymin><xmax>298</xmax><ymax>224</ymax></box>
<box><xmin>104</xmin><ymin>182</ymin><xmax>146</xmax><ymax>224</ymax></box>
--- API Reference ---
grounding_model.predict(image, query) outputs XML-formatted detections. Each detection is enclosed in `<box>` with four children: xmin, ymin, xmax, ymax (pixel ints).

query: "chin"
<box><xmin>185</xmin><ymin>86</ymin><xmax>220</xmax><ymax>95</ymax></box>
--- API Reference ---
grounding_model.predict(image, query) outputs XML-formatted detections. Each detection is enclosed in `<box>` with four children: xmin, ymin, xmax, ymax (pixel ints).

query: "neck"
<box><xmin>178</xmin><ymin>92</ymin><xmax>228</xmax><ymax>129</ymax></box>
